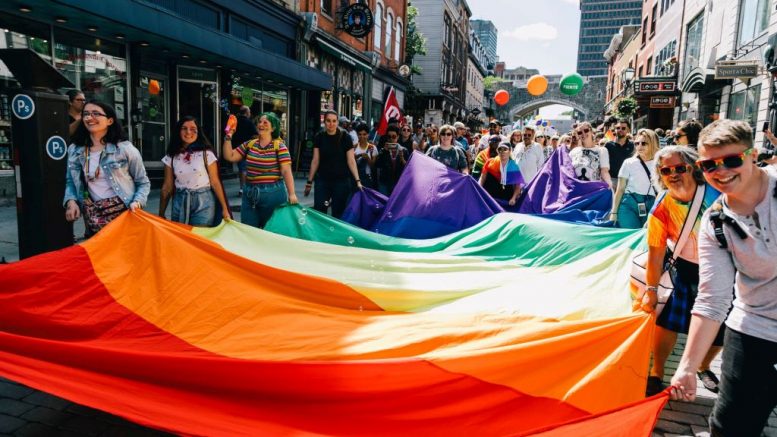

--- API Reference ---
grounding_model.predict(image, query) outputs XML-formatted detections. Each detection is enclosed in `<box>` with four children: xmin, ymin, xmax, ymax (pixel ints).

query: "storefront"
<box><xmin>633</xmin><ymin>77</ymin><xmax>678</xmax><ymax>130</ymax></box>
<box><xmin>309</xmin><ymin>37</ymin><xmax>372</xmax><ymax>123</ymax></box>
<box><xmin>0</xmin><ymin>0</ymin><xmax>330</xmax><ymax>190</ymax></box>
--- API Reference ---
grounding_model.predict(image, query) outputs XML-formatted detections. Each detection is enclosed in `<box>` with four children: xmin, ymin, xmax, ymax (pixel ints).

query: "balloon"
<box><xmin>494</xmin><ymin>90</ymin><xmax>510</xmax><ymax>106</ymax></box>
<box><xmin>148</xmin><ymin>79</ymin><xmax>160</xmax><ymax>95</ymax></box>
<box><xmin>535</xmin><ymin>120</ymin><xmax>542</xmax><ymax>126</ymax></box>
<box><xmin>559</xmin><ymin>73</ymin><xmax>584</xmax><ymax>96</ymax></box>
<box><xmin>527</xmin><ymin>75</ymin><xmax>548</xmax><ymax>96</ymax></box>
<box><xmin>542</xmin><ymin>121</ymin><xmax>548</xmax><ymax>127</ymax></box>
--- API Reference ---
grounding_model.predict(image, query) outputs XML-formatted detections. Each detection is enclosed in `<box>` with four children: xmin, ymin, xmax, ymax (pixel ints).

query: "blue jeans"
<box><xmin>172</xmin><ymin>187</ymin><xmax>216</xmax><ymax>226</ymax></box>
<box><xmin>710</xmin><ymin>328</ymin><xmax>777</xmax><ymax>437</ymax></box>
<box><xmin>314</xmin><ymin>177</ymin><xmax>351</xmax><ymax>219</ymax></box>
<box><xmin>616</xmin><ymin>193</ymin><xmax>655</xmax><ymax>229</ymax></box>
<box><xmin>241</xmin><ymin>181</ymin><xmax>287</xmax><ymax>228</ymax></box>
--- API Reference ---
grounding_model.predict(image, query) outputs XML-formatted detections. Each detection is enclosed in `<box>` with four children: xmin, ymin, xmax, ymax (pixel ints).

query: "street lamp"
<box><xmin>623</xmin><ymin>67</ymin><xmax>635</xmax><ymax>85</ymax></box>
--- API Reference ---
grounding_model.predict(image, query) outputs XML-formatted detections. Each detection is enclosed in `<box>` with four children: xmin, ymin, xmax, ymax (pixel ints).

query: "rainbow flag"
<box><xmin>0</xmin><ymin>210</ymin><xmax>666</xmax><ymax>436</ymax></box>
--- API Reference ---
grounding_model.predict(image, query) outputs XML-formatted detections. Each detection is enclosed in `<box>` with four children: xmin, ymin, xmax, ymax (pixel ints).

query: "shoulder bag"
<box><xmin>630</xmin><ymin>184</ymin><xmax>705</xmax><ymax>316</ymax></box>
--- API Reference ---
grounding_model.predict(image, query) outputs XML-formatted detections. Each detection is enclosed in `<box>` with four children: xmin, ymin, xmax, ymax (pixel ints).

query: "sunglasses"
<box><xmin>634</xmin><ymin>141</ymin><xmax>647</xmax><ymax>146</ymax></box>
<box><xmin>440</xmin><ymin>132</ymin><xmax>453</xmax><ymax>136</ymax></box>
<box><xmin>674</xmin><ymin>133</ymin><xmax>686</xmax><ymax>139</ymax></box>
<box><xmin>576</xmin><ymin>128</ymin><xmax>591</xmax><ymax>135</ymax></box>
<box><xmin>659</xmin><ymin>164</ymin><xmax>691</xmax><ymax>176</ymax></box>
<box><xmin>696</xmin><ymin>149</ymin><xmax>753</xmax><ymax>173</ymax></box>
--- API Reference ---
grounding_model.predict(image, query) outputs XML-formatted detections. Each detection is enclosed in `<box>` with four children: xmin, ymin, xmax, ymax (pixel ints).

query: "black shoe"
<box><xmin>697</xmin><ymin>369</ymin><xmax>720</xmax><ymax>393</ymax></box>
<box><xmin>646</xmin><ymin>376</ymin><xmax>665</xmax><ymax>397</ymax></box>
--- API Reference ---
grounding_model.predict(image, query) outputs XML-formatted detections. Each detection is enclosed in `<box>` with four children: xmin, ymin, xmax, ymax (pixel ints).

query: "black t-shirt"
<box><xmin>605</xmin><ymin>139</ymin><xmax>634</xmax><ymax>181</ymax></box>
<box><xmin>314</xmin><ymin>128</ymin><xmax>353</xmax><ymax>180</ymax></box>
<box><xmin>232</xmin><ymin>115</ymin><xmax>256</xmax><ymax>148</ymax></box>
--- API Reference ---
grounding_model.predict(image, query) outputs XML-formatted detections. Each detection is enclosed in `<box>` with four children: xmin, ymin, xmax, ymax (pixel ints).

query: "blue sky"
<box><xmin>468</xmin><ymin>0</ymin><xmax>582</xmax><ymax>117</ymax></box>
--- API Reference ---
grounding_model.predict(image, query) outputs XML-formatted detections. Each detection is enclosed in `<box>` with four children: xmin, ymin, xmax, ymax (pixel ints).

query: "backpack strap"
<box><xmin>708</xmin><ymin>199</ymin><xmax>749</xmax><ymax>249</ymax></box>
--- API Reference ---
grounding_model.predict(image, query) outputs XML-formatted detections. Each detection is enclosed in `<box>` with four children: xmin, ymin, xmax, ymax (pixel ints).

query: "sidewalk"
<box><xmin>0</xmin><ymin>176</ymin><xmax>313</xmax><ymax>263</ymax></box>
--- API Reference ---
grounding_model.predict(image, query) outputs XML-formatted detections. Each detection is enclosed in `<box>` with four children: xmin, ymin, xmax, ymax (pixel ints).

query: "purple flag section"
<box><xmin>341</xmin><ymin>187</ymin><xmax>388</xmax><ymax>231</ymax></box>
<box><xmin>517</xmin><ymin>147</ymin><xmax>610</xmax><ymax>214</ymax></box>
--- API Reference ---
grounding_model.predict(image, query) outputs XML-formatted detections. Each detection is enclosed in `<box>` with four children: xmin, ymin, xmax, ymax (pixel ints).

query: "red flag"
<box><xmin>376</xmin><ymin>86</ymin><xmax>404</xmax><ymax>135</ymax></box>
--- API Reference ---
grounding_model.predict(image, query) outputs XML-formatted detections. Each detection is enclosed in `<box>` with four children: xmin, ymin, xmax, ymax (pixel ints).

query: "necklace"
<box><xmin>84</xmin><ymin>146</ymin><xmax>104</xmax><ymax>182</ymax></box>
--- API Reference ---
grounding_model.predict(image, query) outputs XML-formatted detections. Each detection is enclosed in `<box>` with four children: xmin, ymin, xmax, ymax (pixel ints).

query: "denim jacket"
<box><xmin>63</xmin><ymin>141</ymin><xmax>150</xmax><ymax>208</ymax></box>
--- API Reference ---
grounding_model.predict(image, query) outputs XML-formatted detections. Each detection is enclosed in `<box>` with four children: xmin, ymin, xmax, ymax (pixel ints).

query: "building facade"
<box><xmin>604</xmin><ymin>26</ymin><xmax>641</xmax><ymax>114</ymax></box>
<box><xmin>0</xmin><ymin>0</ymin><xmax>330</xmax><ymax>185</ymax></box>
<box><xmin>411</xmin><ymin>0</ymin><xmax>472</xmax><ymax>126</ymax></box>
<box><xmin>470</xmin><ymin>19</ymin><xmax>497</xmax><ymax>71</ymax></box>
<box><xmin>577</xmin><ymin>0</ymin><xmax>643</xmax><ymax>77</ymax></box>
<box><xmin>465</xmin><ymin>28</ymin><xmax>487</xmax><ymax>128</ymax></box>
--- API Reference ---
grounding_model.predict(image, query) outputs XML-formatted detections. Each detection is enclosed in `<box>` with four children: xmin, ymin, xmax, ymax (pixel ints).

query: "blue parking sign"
<box><xmin>12</xmin><ymin>94</ymin><xmax>35</xmax><ymax>120</ymax></box>
<box><xmin>46</xmin><ymin>136</ymin><xmax>67</xmax><ymax>161</ymax></box>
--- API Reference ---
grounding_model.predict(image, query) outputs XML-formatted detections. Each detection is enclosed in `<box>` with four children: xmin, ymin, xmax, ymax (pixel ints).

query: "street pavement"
<box><xmin>0</xmin><ymin>180</ymin><xmax>776</xmax><ymax>436</ymax></box>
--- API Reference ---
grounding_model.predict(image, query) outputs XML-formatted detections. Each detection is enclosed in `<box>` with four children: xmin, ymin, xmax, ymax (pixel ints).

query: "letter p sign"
<box><xmin>12</xmin><ymin>94</ymin><xmax>35</xmax><ymax>120</ymax></box>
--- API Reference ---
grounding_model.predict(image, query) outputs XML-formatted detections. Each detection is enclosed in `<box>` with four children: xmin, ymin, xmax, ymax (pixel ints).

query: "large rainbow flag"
<box><xmin>0</xmin><ymin>210</ymin><xmax>666</xmax><ymax>436</ymax></box>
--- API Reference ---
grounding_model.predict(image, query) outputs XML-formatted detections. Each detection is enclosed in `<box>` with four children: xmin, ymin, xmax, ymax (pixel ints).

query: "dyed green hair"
<box><xmin>254</xmin><ymin>112</ymin><xmax>281</xmax><ymax>139</ymax></box>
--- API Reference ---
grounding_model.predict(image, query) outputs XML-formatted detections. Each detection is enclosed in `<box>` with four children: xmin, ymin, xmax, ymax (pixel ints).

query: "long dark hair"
<box><xmin>71</xmin><ymin>101</ymin><xmax>125</xmax><ymax>148</ymax></box>
<box><xmin>166</xmin><ymin>116</ymin><xmax>213</xmax><ymax>157</ymax></box>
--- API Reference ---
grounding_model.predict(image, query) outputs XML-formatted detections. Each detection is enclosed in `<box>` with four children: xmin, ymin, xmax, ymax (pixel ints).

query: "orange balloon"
<box><xmin>148</xmin><ymin>79</ymin><xmax>161</xmax><ymax>95</ymax></box>
<box><xmin>494</xmin><ymin>89</ymin><xmax>510</xmax><ymax>106</ymax></box>
<box><xmin>527</xmin><ymin>75</ymin><xmax>548</xmax><ymax>96</ymax></box>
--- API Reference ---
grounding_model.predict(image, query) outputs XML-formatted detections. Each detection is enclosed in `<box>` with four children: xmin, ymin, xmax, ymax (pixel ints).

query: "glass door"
<box><xmin>177</xmin><ymin>67</ymin><xmax>219</xmax><ymax>156</ymax></box>
<box><xmin>138</xmin><ymin>73</ymin><xmax>168</xmax><ymax>162</ymax></box>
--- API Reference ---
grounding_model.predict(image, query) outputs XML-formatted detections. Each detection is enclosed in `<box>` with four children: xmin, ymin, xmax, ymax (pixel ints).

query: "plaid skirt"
<box><xmin>656</xmin><ymin>256</ymin><xmax>725</xmax><ymax>346</ymax></box>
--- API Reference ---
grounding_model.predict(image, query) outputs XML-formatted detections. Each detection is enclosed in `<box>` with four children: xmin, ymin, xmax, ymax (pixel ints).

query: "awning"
<box><xmin>34</xmin><ymin>0</ymin><xmax>331</xmax><ymax>90</ymax></box>
<box><xmin>680</xmin><ymin>67</ymin><xmax>707</xmax><ymax>93</ymax></box>
<box><xmin>314</xmin><ymin>37</ymin><xmax>373</xmax><ymax>73</ymax></box>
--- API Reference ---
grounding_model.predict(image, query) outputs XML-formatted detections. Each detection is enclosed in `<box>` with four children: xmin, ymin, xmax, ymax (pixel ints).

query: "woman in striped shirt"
<box><xmin>223</xmin><ymin>112</ymin><xmax>298</xmax><ymax>228</ymax></box>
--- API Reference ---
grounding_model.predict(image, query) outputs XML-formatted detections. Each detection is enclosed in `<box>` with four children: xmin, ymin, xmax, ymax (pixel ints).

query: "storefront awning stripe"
<box><xmin>57</xmin><ymin>0</ymin><xmax>332</xmax><ymax>91</ymax></box>
<box><xmin>314</xmin><ymin>38</ymin><xmax>373</xmax><ymax>73</ymax></box>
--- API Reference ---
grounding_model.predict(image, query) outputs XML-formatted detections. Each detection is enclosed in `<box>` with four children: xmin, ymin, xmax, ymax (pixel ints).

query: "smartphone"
<box><xmin>763</xmin><ymin>122</ymin><xmax>769</xmax><ymax>132</ymax></box>
<box><xmin>638</xmin><ymin>203</ymin><xmax>648</xmax><ymax>217</ymax></box>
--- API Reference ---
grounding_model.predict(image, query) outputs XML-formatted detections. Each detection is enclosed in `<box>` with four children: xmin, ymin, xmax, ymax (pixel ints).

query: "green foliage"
<box><xmin>616</xmin><ymin>97</ymin><xmax>638</xmax><ymax>118</ymax></box>
<box><xmin>483</xmin><ymin>76</ymin><xmax>509</xmax><ymax>91</ymax></box>
<box><xmin>405</xmin><ymin>4</ymin><xmax>427</xmax><ymax>74</ymax></box>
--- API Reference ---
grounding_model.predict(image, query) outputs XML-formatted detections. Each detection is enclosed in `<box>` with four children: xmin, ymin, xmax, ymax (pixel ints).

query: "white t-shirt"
<box><xmin>569</xmin><ymin>146</ymin><xmax>610</xmax><ymax>182</ymax></box>
<box><xmin>162</xmin><ymin>150</ymin><xmax>217</xmax><ymax>190</ymax></box>
<box><xmin>354</xmin><ymin>144</ymin><xmax>377</xmax><ymax>175</ymax></box>
<box><xmin>87</xmin><ymin>150</ymin><xmax>118</xmax><ymax>201</ymax></box>
<box><xmin>348</xmin><ymin>129</ymin><xmax>358</xmax><ymax>146</ymax></box>
<box><xmin>512</xmin><ymin>142</ymin><xmax>545</xmax><ymax>182</ymax></box>
<box><xmin>618</xmin><ymin>157</ymin><xmax>659</xmax><ymax>196</ymax></box>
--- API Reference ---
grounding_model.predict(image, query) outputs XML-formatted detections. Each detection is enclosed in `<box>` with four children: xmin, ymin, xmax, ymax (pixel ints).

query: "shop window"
<box><xmin>262</xmin><ymin>86</ymin><xmax>288</xmax><ymax>141</ymax></box>
<box><xmin>728</xmin><ymin>84</ymin><xmax>761</xmax><ymax>128</ymax></box>
<box><xmin>737</xmin><ymin>0</ymin><xmax>769</xmax><ymax>46</ymax></box>
<box><xmin>321</xmin><ymin>0</ymin><xmax>333</xmax><ymax>17</ymax></box>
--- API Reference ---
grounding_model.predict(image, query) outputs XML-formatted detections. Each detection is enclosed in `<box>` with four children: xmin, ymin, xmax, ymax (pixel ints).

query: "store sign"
<box><xmin>45</xmin><ymin>136</ymin><xmax>67</xmax><ymax>161</ymax></box>
<box><xmin>341</xmin><ymin>4</ymin><xmax>374</xmax><ymax>38</ymax></box>
<box><xmin>650</xmin><ymin>96</ymin><xmax>676</xmax><ymax>109</ymax></box>
<box><xmin>634</xmin><ymin>80</ymin><xmax>676</xmax><ymax>95</ymax></box>
<box><xmin>714</xmin><ymin>63</ymin><xmax>759</xmax><ymax>79</ymax></box>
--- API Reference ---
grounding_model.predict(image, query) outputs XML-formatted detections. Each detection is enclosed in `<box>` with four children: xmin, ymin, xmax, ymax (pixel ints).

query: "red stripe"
<box><xmin>0</xmin><ymin>247</ymin><xmax>590</xmax><ymax>436</ymax></box>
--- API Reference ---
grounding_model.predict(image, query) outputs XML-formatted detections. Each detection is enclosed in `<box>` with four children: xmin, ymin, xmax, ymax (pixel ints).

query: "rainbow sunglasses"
<box><xmin>696</xmin><ymin>149</ymin><xmax>753</xmax><ymax>173</ymax></box>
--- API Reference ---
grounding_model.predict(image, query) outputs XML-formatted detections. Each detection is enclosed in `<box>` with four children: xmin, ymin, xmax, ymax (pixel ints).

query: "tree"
<box><xmin>404</xmin><ymin>4</ymin><xmax>427</xmax><ymax>75</ymax></box>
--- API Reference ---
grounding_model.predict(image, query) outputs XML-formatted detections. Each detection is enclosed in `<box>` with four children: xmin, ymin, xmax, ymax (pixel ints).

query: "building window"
<box><xmin>642</xmin><ymin>17</ymin><xmax>648</xmax><ymax>44</ymax></box>
<box><xmin>646</xmin><ymin>57</ymin><xmax>652</xmax><ymax>76</ymax></box>
<box><xmin>443</xmin><ymin>14</ymin><xmax>451</xmax><ymax>48</ymax></box>
<box><xmin>394</xmin><ymin>21</ymin><xmax>402</xmax><ymax>63</ymax></box>
<box><xmin>650</xmin><ymin>5</ymin><xmax>657</xmax><ymax>36</ymax></box>
<box><xmin>728</xmin><ymin>84</ymin><xmax>761</xmax><ymax>128</ymax></box>
<box><xmin>738</xmin><ymin>0</ymin><xmax>769</xmax><ymax>46</ymax></box>
<box><xmin>654</xmin><ymin>40</ymin><xmax>676</xmax><ymax>75</ymax></box>
<box><xmin>385</xmin><ymin>13</ymin><xmax>393</xmax><ymax>59</ymax></box>
<box><xmin>321</xmin><ymin>0</ymin><xmax>333</xmax><ymax>17</ymax></box>
<box><xmin>683</xmin><ymin>13</ymin><xmax>704</xmax><ymax>79</ymax></box>
<box><xmin>374</xmin><ymin>3</ymin><xmax>383</xmax><ymax>53</ymax></box>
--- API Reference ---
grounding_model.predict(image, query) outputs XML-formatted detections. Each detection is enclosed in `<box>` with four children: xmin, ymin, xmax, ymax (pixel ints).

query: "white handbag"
<box><xmin>630</xmin><ymin>185</ymin><xmax>705</xmax><ymax>316</ymax></box>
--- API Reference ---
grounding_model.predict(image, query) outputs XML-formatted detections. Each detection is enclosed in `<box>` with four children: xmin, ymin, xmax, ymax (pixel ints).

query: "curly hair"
<box><xmin>653</xmin><ymin>145</ymin><xmax>705</xmax><ymax>190</ymax></box>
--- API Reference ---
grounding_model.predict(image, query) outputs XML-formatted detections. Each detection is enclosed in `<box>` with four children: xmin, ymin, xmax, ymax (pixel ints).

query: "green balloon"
<box><xmin>241</xmin><ymin>87</ymin><xmax>254</xmax><ymax>107</ymax></box>
<box><xmin>559</xmin><ymin>73</ymin><xmax>584</xmax><ymax>96</ymax></box>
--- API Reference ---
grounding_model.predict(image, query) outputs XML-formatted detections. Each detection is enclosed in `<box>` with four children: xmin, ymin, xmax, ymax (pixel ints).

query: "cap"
<box><xmin>338</xmin><ymin>116</ymin><xmax>349</xmax><ymax>124</ymax></box>
<box><xmin>453</xmin><ymin>122</ymin><xmax>466</xmax><ymax>129</ymax></box>
<box><xmin>497</xmin><ymin>143</ymin><xmax>511</xmax><ymax>151</ymax></box>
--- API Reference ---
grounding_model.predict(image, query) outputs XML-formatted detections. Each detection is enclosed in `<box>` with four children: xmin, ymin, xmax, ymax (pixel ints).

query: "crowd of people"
<box><xmin>60</xmin><ymin>93</ymin><xmax>776</xmax><ymax>436</ymax></box>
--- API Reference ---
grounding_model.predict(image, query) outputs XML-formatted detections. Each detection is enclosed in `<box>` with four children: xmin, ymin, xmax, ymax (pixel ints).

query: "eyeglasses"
<box><xmin>74</xmin><ymin>98</ymin><xmax>86</xmax><ymax>102</ymax></box>
<box><xmin>634</xmin><ymin>141</ymin><xmax>647</xmax><ymax>146</ymax></box>
<box><xmin>440</xmin><ymin>132</ymin><xmax>453</xmax><ymax>136</ymax></box>
<box><xmin>82</xmin><ymin>111</ymin><xmax>107</xmax><ymax>118</ymax></box>
<box><xmin>180</xmin><ymin>127</ymin><xmax>198</xmax><ymax>133</ymax></box>
<box><xmin>576</xmin><ymin>128</ymin><xmax>591</xmax><ymax>135</ymax></box>
<box><xmin>615</xmin><ymin>127</ymin><xmax>628</xmax><ymax>131</ymax></box>
<box><xmin>402</xmin><ymin>128</ymin><xmax>411</xmax><ymax>132</ymax></box>
<box><xmin>659</xmin><ymin>164</ymin><xmax>691</xmax><ymax>176</ymax></box>
<box><xmin>696</xmin><ymin>149</ymin><xmax>753</xmax><ymax>173</ymax></box>
<box><xmin>674</xmin><ymin>133</ymin><xmax>686</xmax><ymax>139</ymax></box>
<box><xmin>523</xmin><ymin>134</ymin><xmax>533</xmax><ymax>137</ymax></box>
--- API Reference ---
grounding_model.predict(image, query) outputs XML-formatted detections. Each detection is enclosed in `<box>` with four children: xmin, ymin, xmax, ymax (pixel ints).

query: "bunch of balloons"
<box><xmin>523</xmin><ymin>73</ymin><xmax>586</xmax><ymax>97</ymax></box>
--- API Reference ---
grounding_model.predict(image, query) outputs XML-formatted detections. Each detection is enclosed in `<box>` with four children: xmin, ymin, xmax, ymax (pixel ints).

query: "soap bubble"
<box><xmin>298</xmin><ymin>218</ymin><xmax>306</xmax><ymax>225</ymax></box>
<box><xmin>347</xmin><ymin>236</ymin><xmax>355</xmax><ymax>245</ymax></box>
<box><xmin>300</xmin><ymin>208</ymin><xmax>308</xmax><ymax>216</ymax></box>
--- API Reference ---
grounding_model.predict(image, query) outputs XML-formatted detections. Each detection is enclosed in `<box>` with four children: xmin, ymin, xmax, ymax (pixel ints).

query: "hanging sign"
<box><xmin>650</xmin><ymin>96</ymin><xmax>676</xmax><ymax>109</ymax></box>
<box><xmin>341</xmin><ymin>4</ymin><xmax>374</xmax><ymax>38</ymax></box>
<box><xmin>714</xmin><ymin>63</ymin><xmax>759</xmax><ymax>80</ymax></box>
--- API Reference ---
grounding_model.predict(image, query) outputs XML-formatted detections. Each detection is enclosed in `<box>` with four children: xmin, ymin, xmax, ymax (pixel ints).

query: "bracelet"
<box><xmin>224</xmin><ymin>135</ymin><xmax>232</xmax><ymax>141</ymax></box>
<box><xmin>355</xmin><ymin>179</ymin><xmax>361</xmax><ymax>183</ymax></box>
<box><xmin>306</xmin><ymin>180</ymin><xmax>313</xmax><ymax>185</ymax></box>
<box><xmin>646</xmin><ymin>286</ymin><xmax>658</xmax><ymax>292</ymax></box>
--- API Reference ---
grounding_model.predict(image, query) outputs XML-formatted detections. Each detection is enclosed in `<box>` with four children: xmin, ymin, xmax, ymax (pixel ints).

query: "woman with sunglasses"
<box><xmin>425</xmin><ymin>124</ymin><xmax>469</xmax><ymax>174</ymax></box>
<box><xmin>64</xmin><ymin>101</ymin><xmax>150</xmax><ymax>236</ymax></box>
<box><xmin>569</xmin><ymin>121</ymin><xmax>612</xmax><ymax>187</ymax></box>
<box><xmin>398</xmin><ymin>124</ymin><xmax>416</xmax><ymax>152</ymax></box>
<box><xmin>640</xmin><ymin>145</ymin><xmax>723</xmax><ymax>397</ymax></box>
<box><xmin>609</xmin><ymin>129</ymin><xmax>660</xmax><ymax>228</ymax></box>
<box><xmin>673</xmin><ymin>119</ymin><xmax>703</xmax><ymax>148</ymax></box>
<box><xmin>159</xmin><ymin>116</ymin><xmax>230</xmax><ymax>226</ymax></box>
<box><xmin>669</xmin><ymin>120</ymin><xmax>777</xmax><ymax>436</ymax></box>
<box><xmin>479</xmin><ymin>142</ymin><xmax>525</xmax><ymax>206</ymax></box>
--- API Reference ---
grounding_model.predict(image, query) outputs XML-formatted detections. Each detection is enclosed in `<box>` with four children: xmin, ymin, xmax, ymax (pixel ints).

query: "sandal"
<box><xmin>645</xmin><ymin>376</ymin><xmax>665</xmax><ymax>397</ymax></box>
<box><xmin>697</xmin><ymin>369</ymin><xmax>720</xmax><ymax>393</ymax></box>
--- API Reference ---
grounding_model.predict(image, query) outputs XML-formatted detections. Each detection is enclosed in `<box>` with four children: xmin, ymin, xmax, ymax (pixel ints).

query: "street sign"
<box><xmin>650</xmin><ymin>96</ymin><xmax>676</xmax><ymax>109</ymax></box>
<box><xmin>12</xmin><ymin>94</ymin><xmax>35</xmax><ymax>119</ymax></box>
<box><xmin>634</xmin><ymin>80</ymin><xmax>676</xmax><ymax>95</ymax></box>
<box><xmin>714</xmin><ymin>63</ymin><xmax>759</xmax><ymax>79</ymax></box>
<box><xmin>45</xmin><ymin>135</ymin><xmax>68</xmax><ymax>160</ymax></box>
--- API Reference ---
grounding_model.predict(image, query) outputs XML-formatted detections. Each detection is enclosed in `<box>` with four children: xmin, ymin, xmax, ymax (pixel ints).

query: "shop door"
<box><xmin>138</xmin><ymin>73</ymin><xmax>168</xmax><ymax>162</ymax></box>
<box><xmin>177</xmin><ymin>73</ymin><xmax>218</xmax><ymax>156</ymax></box>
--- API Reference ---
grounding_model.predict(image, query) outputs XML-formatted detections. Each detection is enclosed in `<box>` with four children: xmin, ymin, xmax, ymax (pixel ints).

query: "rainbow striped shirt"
<box><xmin>236</xmin><ymin>139</ymin><xmax>292</xmax><ymax>184</ymax></box>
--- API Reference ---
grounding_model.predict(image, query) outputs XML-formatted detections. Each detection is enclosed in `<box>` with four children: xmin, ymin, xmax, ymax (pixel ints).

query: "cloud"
<box><xmin>503</xmin><ymin>22</ymin><xmax>559</xmax><ymax>41</ymax></box>
<box><xmin>562</xmin><ymin>0</ymin><xmax>579</xmax><ymax>4</ymax></box>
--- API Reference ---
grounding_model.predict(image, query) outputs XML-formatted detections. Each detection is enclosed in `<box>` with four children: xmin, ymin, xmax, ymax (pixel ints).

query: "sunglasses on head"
<box><xmin>659</xmin><ymin>164</ymin><xmax>691</xmax><ymax>176</ymax></box>
<box><xmin>696</xmin><ymin>149</ymin><xmax>753</xmax><ymax>173</ymax></box>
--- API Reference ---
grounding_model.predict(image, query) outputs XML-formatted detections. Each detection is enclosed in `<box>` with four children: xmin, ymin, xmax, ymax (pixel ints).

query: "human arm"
<box><xmin>610</xmin><ymin>176</ymin><xmax>628</xmax><ymax>222</ymax></box>
<box><xmin>367</xmin><ymin>145</ymin><xmax>378</xmax><ymax>166</ymax></box>
<box><xmin>304</xmin><ymin>148</ymin><xmax>320</xmax><ymax>196</ymax></box>
<box><xmin>636</xmin><ymin>244</ymin><xmax>666</xmax><ymax>312</ymax></box>
<box><xmin>478</xmin><ymin>170</ymin><xmax>487</xmax><ymax>187</ymax></box>
<box><xmin>63</xmin><ymin>145</ymin><xmax>81</xmax><ymax>221</ymax></box>
<box><xmin>125</xmin><ymin>143</ymin><xmax>150</xmax><ymax>210</ymax></box>
<box><xmin>509</xmin><ymin>185</ymin><xmax>522</xmax><ymax>206</ymax></box>
<box><xmin>280</xmin><ymin>164</ymin><xmax>298</xmax><ymax>204</ymax></box>
<box><xmin>346</xmin><ymin>148</ymin><xmax>363</xmax><ymax>189</ymax></box>
<box><xmin>206</xmin><ymin>158</ymin><xmax>231</xmax><ymax>220</ymax></box>
<box><xmin>158</xmin><ymin>163</ymin><xmax>174</xmax><ymax>217</ymax></box>
<box><xmin>598</xmin><ymin>147</ymin><xmax>612</xmax><ymax>188</ymax></box>
<box><xmin>68</xmin><ymin>115</ymin><xmax>81</xmax><ymax>137</ymax></box>
<box><xmin>221</xmin><ymin>135</ymin><xmax>245</xmax><ymax>163</ymax></box>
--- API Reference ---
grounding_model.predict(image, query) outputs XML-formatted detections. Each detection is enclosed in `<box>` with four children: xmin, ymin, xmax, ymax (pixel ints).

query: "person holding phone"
<box><xmin>375</xmin><ymin>125</ymin><xmax>409</xmax><ymax>196</ymax></box>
